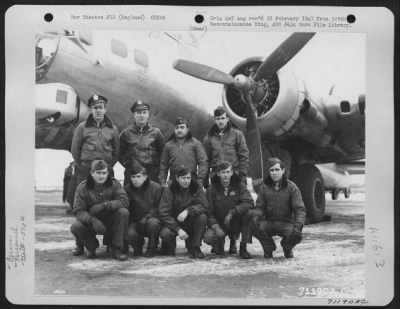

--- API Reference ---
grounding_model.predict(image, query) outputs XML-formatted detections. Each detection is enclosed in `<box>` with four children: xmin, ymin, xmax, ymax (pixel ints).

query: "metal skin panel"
<box><xmin>36</xmin><ymin>34</ymin><xmax>214</xmax><ymax>150</ymax></box>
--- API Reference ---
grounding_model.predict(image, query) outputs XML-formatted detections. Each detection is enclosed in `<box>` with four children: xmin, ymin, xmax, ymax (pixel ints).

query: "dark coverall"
<box><xmin>70</xmin><ymin>176</ymin><xmax>129</xmax><ymax>251</ymax></box>
<box><xmin>204</xmin><ymin>174</ymin><xmax>254</xmax><ymax>249</ymax></box>
<box><xmin>250</xmin><ymin>176</ymin><xmax>306</xmax><ymax>254</ymax></box>
<box><xmin>124</xmin><ymin>178</ymin><xmax>163</xmax><ymax>250</ymax></box>
<box><xmin>158</xmin><ymin>181</ymin><xmax>208</xmax><ymax>251</ymax></box>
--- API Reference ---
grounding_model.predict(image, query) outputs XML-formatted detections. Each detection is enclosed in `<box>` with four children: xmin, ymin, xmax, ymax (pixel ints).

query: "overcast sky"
<box><xmin>35</xmin><ymin>31</ymin><xmax>365</xmax><ymax>188</ymax></box>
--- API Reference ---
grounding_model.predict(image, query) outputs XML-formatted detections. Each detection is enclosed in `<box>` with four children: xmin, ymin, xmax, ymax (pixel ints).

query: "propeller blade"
<box><xmin>244</xmin><ymin>94</ymin><xmax>263</xmax><ymax>180</ymax></box>
<box><xmin>254</xmin><ymin>32</ymin><xmax>316</xmax><ymax>81</ymax></box>
<box><xmin>173</xmin><ymin>59</ymin><xmax>234</xmax><ymax>85</ymax></box>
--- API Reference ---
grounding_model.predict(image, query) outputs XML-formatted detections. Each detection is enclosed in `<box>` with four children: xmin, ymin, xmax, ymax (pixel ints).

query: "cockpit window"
<box><xmin>111</xmin><ymin>39</ymin><xmax>128</xmax><ymax>58</ymax></box>
<box><xmin>35</xmin><ymin>33</ymin><xmax>60</xmax><ymax>81</ymax></box>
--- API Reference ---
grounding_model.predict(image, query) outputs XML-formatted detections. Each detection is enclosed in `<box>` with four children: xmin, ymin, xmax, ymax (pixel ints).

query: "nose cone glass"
<box><xmin>36</xmin><ymin>33</ymin><xmax>60</xmax><ymax>81</ymax></box>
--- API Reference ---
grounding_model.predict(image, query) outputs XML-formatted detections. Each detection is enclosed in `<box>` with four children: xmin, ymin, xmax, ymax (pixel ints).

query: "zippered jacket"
<box><xmin>159</xmin><ymin>132</ymin><xmax>208</xmax><ymax>185</ymax></box>
<box><xmin>124</xmin><ymin>178</ymin><xmax>163</xmax><ymax>222</ymax></box>
<box><xmin>119</xmin><ymin>123</ymin><xmax>165</xmax><ymax>168</ymax></box>
<box><xmin>71</xmin><ymin>114</ymin><xmax>120</xmax><ymax>167</ymax></box>
<box><xmin>255</xmin><ymin>176</ymin><xmax>306</xmax><ymax>227</ymax></box>
<box><xmin>159</xmin><ymin>180</ymin><xmax>208</xmax><ymax>232</ymax></box>
<box><xmin>206</xmin><ymin>174</ymin><xmax>254</xmax><ymax>227</ymax></box>
<box><xmin>203</xmin><ymin>122</ymin><xmax>249</xmax><ymax>176</ymax></box>
<box><xmin>73</xmin><ymin>176</ymin><xmax>129</xmax><ymax>224</ymax></box>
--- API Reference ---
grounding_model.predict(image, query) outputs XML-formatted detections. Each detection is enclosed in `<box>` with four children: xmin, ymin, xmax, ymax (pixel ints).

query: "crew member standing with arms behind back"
<box><xmin>119</xmin><ymin>100</ymin><xmax>165</xmax><ymax>186</ymax></box>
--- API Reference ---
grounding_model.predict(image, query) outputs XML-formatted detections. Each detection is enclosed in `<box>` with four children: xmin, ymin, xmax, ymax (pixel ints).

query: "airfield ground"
<box><xmin>34</xmin><ymin>190</ymin><xmax>365</xmax><ymax>301</ymax></box>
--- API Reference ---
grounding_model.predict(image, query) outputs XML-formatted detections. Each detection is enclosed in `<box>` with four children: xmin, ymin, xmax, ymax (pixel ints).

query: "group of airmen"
<box><xmin>66</xmin><ymin>94</ymin><xmax>306</xmax><ymax>261</ymax></box>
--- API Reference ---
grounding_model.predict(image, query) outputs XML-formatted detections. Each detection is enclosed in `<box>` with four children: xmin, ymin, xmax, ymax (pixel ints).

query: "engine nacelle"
<box><xmin>36</xmin><ymin>83</ymin><xmax>89</xmax><ymax>125</ymax></box>
<box><xmin>222</xmin><ymin>57</ymin><xmax>305</xmax><ymax>138</ymax></box>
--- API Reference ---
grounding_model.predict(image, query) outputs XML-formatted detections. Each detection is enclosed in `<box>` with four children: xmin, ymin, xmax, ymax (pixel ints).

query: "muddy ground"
<box><xmin>35</xmin><ymin>190</ymin><xmax>365</xmax><ymax>300</ymax></box>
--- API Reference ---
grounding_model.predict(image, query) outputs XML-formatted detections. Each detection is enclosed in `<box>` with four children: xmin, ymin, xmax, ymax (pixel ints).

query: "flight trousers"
<box><xmin>250</xmin><ymin>219</ymin><xmax>300</xmax><ymax>253</ymax></box>
<box><xmin>160</xmin><ymin>213</ymin><xmax>207</xmax><ymax>250</ymax></box>
<box><xmin>70</xmin><ymin>208</ymin><xmax>129</xmax><ymax>251</ymax></box>
<box><xmin>126</xmin><ymin>217</ymin><xmax>161</xmax><ymax>249</ymax></box>
<box><xmin>204</xmin><ymin>211</ymin><xmax>253</xmax><ymax>246</ymax></box>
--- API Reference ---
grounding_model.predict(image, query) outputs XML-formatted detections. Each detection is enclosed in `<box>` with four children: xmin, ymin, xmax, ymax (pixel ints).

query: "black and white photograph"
<box><xmin>5</xmin><ymin>5</ymin><xmax>395</xmax><ymax>306</ymax></box>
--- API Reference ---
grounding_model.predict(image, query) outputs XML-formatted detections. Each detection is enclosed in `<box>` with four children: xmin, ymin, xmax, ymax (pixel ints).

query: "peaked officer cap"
<box><xmin>88</xmin><ymin>94</ymin><xmax>108</xmax><ymax>107</ymax></box>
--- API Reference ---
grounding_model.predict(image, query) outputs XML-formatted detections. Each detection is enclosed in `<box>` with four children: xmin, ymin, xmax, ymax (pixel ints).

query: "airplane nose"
<box><xmin>36</xmin><ymin>33</ymin><xmax>60</xmax><ymax>81</ymax></box>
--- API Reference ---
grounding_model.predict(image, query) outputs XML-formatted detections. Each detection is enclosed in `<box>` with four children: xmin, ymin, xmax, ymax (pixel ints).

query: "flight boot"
<box><xmin>113</xmin><ymin>247</ymin><xmax>128</xmax><ymax>261</ymax></box>
<box><xmin>284</xmin><ymin>249</ymin><xmax>294</xmax><ymax>258</ymax></box>
<box><xmin>85</xmin><ymin>248</ymin><xmax>96</xmax><ymax>259</ymax></box>
<box><xmin>133</xmin><ymin>246</ymin><xmax>143</xmax><ymax>257</ymax></box>
<box><xmin>189</xmin><ymin>247</ymin><xmax>205</xmax><ymax>259</ymax></box>
<box><xmin>144</xmin><ymin>247</ymin><xmax>156</xmax><ymax>258</ymax></box>
<box><xmin>228</xmin><ymin>239</ymin><xmax>237</xmax><ymax>254</ymax></box>
<box><xmin>72</xmin><ymin>244</ymin><xmax>84</xmax><ymax>256</ymax></box>
<box><xmin>239</xmin><ymin>242</ymin><xmax>252</xmax><ymax>259</ymax></box>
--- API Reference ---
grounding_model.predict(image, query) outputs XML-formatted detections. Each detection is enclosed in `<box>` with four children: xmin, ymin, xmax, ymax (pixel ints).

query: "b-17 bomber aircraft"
<box><xmin>35</xmin><ymin>30</ymin><xmax>365</xmax><ymax>223</ymax></box>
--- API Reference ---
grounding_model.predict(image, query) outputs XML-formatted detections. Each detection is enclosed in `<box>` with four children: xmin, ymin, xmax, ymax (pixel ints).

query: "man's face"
<box><xmin>174</xmin><ymin>124</ymin><xmax>189</xmax><ymax>139</ymax></box>
<box><xmin>130</xmin><ymin>173</ymin><xmax>147</xmax><ymax>188</ymax></box>
<box><xmin>217</xmin><ymin>165</ymin><xmax>233</xmax><ymax>187</ymax></box>
<box><xmin>215</xmin><ymin>113</ymin><xmax>229</xmax><ymax>130</ymax></box>
<box><xmin>177</xmin><ymin>173</ymin><xmax>191</xmax><ymax>189</ymax></box>
<box><xmin>269</xmin><ymin>163</ymin><xmax>285</xmax><ymax>183</ymax></box>
<box><xmin>133</xmin><ymin>110</ymin><xmax>149</xmax><ymax>126</ymax></box>
<box><xmin>91</xmin><ymin>168</ymin><xmax>109</xmax><ymax>184</ymax></box>
<box><xmin>91</xmin><ymin>103</ymin><xmax>106</xmax><ymax>122</ymax></box>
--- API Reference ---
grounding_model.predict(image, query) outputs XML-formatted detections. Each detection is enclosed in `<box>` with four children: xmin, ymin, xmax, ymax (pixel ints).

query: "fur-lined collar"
<box><xmin>126</xmin><ymin>177</ymin><xmax>150</xmax><ymax>192</ymax></box>
<box><xmin>86</xmin><ymin>174</ymin><xmax>113</xmax><ymax>189</ymax></box>
<box><xmin>207</xmin><ymin>121</ymin><xmax>233</xmax><ymax>136</ymax></box>
<box><xmin>130</xmin><ymin>122</ymin><xmax>153</xmax><ymax>134</ymax></box>
<box><xmin>167</xmin><ymin>131</ymin><xmax>193</xmax><ymax>142</ymax></box>
<box><xmin>85</xmin><ymin>114</ymin><xmax>114</xmax><ymax>128</ymax></box>
<box><xmin>210</xmin><ymin>173</ymin><xmax>242</xmax><ymax>191</ymax></box>
<box><xmin>170</xmin><ymin>178</ymin><xmax>199</xmax><ymax>195</ymax></box>
<box><xmin>264</xmin><ymin>174</ymin><xmax>288</xmax><ymax>188</ymax></box>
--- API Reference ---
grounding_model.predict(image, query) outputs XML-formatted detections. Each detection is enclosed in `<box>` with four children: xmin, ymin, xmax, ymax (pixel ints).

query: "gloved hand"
<box><xmin>212</xmin><ymin>224</ymin><xmax>225</xmax><ymax>239</ymax></box>
<box><xmin>177</xmin><ymin>210</ymin><xmax>188</xmax><ymax>222</ymax></box>
<box><xmin>224</xmin><ymin>210</ymin><xmax>234</xmax><ymax>229</ymax></box>
<box><xmin>91</xmin><ymin>217</ymin><xmax>106</xmax><ymax>234</ymax></box>
<box><xmin>178</xmin><ymin>229</ymin><xmax>189</xmax><ymax>240</ymax></box>
<box><xmin>289</xmin><ymin>224</ymin><xmax>303</xmax><ymax>244</ymax></box>
<box><xmin>89</xmin><ymin>203</ymin><xmax>105</xmax><ymax>216</ymax></box>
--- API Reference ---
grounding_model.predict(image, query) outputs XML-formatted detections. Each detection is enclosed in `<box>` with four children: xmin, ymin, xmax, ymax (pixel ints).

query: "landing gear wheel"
<box><xmin>292</xmin><ymin>164</ymin><xmax>326</xmax><ymax>223</ymax></box>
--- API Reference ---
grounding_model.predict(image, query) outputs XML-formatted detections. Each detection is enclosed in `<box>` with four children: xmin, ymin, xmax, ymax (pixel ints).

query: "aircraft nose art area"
<box><xmin>35</xmin><ymin>190</ymin><xmax>365</xmax><ymax>298</ymax></box>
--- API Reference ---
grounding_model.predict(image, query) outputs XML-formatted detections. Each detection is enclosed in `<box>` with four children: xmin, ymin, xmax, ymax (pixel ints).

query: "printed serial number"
<box><xmin>298</xmin><ymin>287</ymin><xmax>347</xmax><ymax>297</ymax></box>
<box><xmin>328</xmin><ymin>299</ymin><xmax>368</xmax><ymax>305</ymax></box>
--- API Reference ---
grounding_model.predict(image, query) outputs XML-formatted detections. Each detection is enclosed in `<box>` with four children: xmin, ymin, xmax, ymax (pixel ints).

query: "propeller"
<box><xmin>173</xmin><ymin>32</ymin><xmax>316</xmax><ymax>181</ymax></box>
<box><xmin>253</xmin><ymin>32</ymin><xmax>316</xmax><ymax>81</ymax></box>
<box><xmin>244</xmin><ymin>93</ymin><xmax>263</xmax><ymax>179</ymax></box>
<box><xmin>173</xmin><ymin>59</ymin><xmax>234</xmax><ymax>85</ymax></box>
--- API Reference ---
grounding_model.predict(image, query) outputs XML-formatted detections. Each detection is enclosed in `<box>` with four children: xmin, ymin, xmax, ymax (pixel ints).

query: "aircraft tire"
<box><xmin>292</xmin><ymin>164</ymin><xmax>326</xmax><ymax>223</ymax></box>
